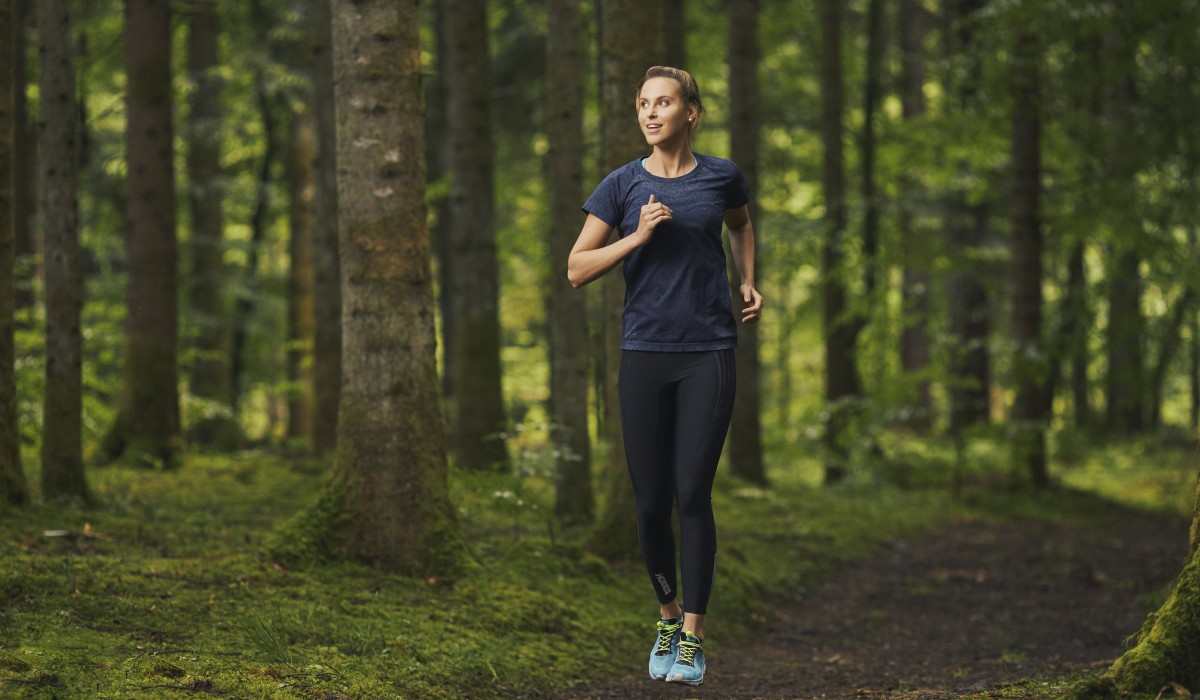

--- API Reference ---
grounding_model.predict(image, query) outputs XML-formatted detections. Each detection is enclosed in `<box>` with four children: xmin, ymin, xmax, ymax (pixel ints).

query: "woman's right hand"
<box><xmin>634</xmin><ymin>194</ymin><xmax>672</xmax><ymax>246</ymax></box>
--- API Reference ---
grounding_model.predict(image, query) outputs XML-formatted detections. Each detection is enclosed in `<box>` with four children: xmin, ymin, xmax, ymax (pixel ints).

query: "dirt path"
<box><xmin>559</xmin><ymin>509</ymin><xmax>1188</xmax><ymax>699</ymax></box>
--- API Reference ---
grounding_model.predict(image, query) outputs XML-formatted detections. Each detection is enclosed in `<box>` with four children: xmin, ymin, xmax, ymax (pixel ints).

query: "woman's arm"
<box><xmin>724</xmin><ymin>205</ymin><xmax>764</xmax><ymax>324</ymax></box>
<box><xmin>567</xmin><ymin>195</ymin><xmax>672</xmax><ymax>288</ymax></box>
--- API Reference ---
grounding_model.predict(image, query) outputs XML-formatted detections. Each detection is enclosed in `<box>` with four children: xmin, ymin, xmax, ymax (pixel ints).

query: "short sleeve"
<box><xmin>724</xmin><ymin>164</ymin><xmax>750</xmax><ymax>211</ymax></box>
<box><xmin>582</xmin><ymin>170</ymin><xmax>624</xmax><ymax>228</ymax></box>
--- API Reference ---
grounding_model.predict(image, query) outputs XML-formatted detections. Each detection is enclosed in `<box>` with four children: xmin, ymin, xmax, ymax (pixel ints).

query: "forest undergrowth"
<box><xmin>0</xmin><ymin>433</ymin><xmax>1194</xmax><ymax>699</ymax></box>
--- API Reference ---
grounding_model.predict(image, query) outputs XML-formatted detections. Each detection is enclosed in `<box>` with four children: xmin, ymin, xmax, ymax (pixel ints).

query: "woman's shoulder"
<box><xmin>695</xmin><ymin>153</ymin><xmax>743</xmax><ymax>178</ymax></box>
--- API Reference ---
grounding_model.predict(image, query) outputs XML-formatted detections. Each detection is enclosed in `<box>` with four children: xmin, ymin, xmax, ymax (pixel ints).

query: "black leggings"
<box><xmin>618</xmin><ymin>349</ymin><xmax>736</xmax><ymax>615</ymax></box>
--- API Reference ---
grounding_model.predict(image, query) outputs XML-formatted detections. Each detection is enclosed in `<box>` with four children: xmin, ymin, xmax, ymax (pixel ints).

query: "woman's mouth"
<box><xmin>645</xmin><ymin>123</ymin><xmax>662</xmax><ymax>132</ymax></box>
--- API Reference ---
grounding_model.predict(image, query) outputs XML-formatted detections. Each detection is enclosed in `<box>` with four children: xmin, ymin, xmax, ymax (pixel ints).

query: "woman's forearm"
<box><xmin>568</xmin><ymin>230</ymin><xmax>645</xmax><ymax>288</ymax></box>
<box><xmin>728</xmin><ymin>221</ymin><xmax>756</xmax><ymax>288</ymax></box>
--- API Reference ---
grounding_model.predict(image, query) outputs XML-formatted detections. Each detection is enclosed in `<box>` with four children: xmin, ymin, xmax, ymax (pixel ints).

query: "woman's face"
<box><xmin>637</xmin><ymin>77</ymin><xmax>694</xmax><ymax>148</ymax></box>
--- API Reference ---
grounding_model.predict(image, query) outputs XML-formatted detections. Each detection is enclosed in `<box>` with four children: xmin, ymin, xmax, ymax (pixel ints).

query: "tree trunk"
<box><xmin>286</xmin><ymin>111</ymin><xmax>317</xmax><ymax>441</ymax></box>
<box><xmin>273</xmin><ymin>0</ymin><xmax>467</xmax><ymax>574</ymax></box>
<box><xmin>664</xmin><ymin>0</ymin><xmax>686</xmax><ymax>69</ymax></box>
<box><xmin>945</xmin><ymin>0</ymin><xmax>991</xmax><ymax>434</ymax></box>
<box><xmin>1067</xmin><ymin>242</ymin><xmax>1091</xmax><ymax>429</ymax></box>
<box><xmin>102</xmin><ymin>0</ymin><xmax>180</xmax><ymax>467</ymax></box>
<box><xmin>38</xmin><ymin>0</ymin><xmax>89</xmax><ymax>502</ymax></box>
<box><xmin>726</xmin><ymin>0</ymin><xmax>765</xmax><ymax>486</ymax></box>
<box><xmin>1105</xmin><ymin>247</ymin><xmax>1144</xmax><ymax>433</ymax></box>
<box><xmin>1147</xmin><ymin>284</ymin><xmax>1195</xmax><ymax>431</ymax></box>
<box><xmin>184</xmin><ymin>0</ymin><xmax>239</xmax><ymax>449</ymax></box>
<box><xmin>898</xmin><ymin>0</ymin><xmax>932</xmax><ymax>429</ymax></box>
<box><xmin>429</xmin><ymin>1</ymin><xmax>455</xmax><ymax>403</ymax></box>
<box><xmin>11</xmin><ymin>0</ymin><xmax>32</xmax><ymax>314</ymax></box>
<box><xmin>547</xmin><ymin>0</ymin><xmax>593</xmax><ymax>524</ymax></box>
<box><xmin>588</xmin><ymin>0</ymin><xmax>663</xmax><ymax>560</ymax></box>
<box><xmin>0</xmin><ymin>0</ymin><xmax>29</xmax><ymax>507</ymax></box>
<box><xmin>1068</xmin><ymin>468</ymin><xmax>1200</xmax><ymax>698</ymax></box>
<box><xmin>1008</xmin><ymin>27</ymin><xmax>1047</xmax><ymax>488</ymax></box>
<box><xmin>230</xmin><ymin>0</ymin><xmax>281</xmax><ymax>425</ymax></box>
<box><xmin>819</xmin><ymin>0</ymin><xmax>860</xmax><ymax>484</ymax></box>
<box><xmin>309</xmin><ymin>0</ymin><xmax>340</xmax><ymax>456</ymax></box>
<box><xmin>444</xmin><ymin>0</ymin><xmax>509</xmax><ymax>471</ymax></box>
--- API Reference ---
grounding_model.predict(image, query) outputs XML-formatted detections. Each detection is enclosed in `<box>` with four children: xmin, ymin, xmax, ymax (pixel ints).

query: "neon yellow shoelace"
<box><xmin>676</xmin><ymin>638</ymin><xmax>700</xmax><ymax>666</ymax></box>
<box><xmin>655</xmin><ymin>620</ymin><xmax>681</xmax><ymax>654</ymax></box>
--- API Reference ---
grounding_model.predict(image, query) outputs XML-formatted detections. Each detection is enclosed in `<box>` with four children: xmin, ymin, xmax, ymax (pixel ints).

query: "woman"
<box><xmin>567</xmin><ymin>66</ymin><xmax>763</xmax><ymax>686</ymax></box>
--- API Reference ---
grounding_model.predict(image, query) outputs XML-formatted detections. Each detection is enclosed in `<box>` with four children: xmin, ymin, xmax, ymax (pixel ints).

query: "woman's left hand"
<box><xmin>739</xmin><ymin>284</ymin><xmax>764</xmax><ymax>324</ymax></box>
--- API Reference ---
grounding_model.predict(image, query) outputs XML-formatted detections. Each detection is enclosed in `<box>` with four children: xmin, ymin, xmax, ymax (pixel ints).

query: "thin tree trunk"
<box><xmin>726</xmin><ymin>0</ymin><xmax>765</xmax><ymax>485</ymax></box>
<box><xmin>276</xmin><ymin>0</ymin><xmax>467</xmax><ymax>573</ymax></box>
<box><xmin>1009</xmin><ymin>27</ymin><xmax>1047</xmax><ymax>487</ymax></box>
<box><xmin>286</xmin><ymin>111</ymin><xmax>317</xmax><ymax>441</ymax></box>
<box><xmin>1067</xmin><ymin>242</ymin><xmax>1091</xmax><ymax>428</ymax></box>
<box><xmin>946</xmin><ymin>0</ymin><xmax>991</xmax><ymax>433</ymax></box>
<box><xmin>0</xmin><ymin>0</ymin><xmax>29</xmax><ymax>506</ymax></box>
<box><xmin>185</xmin><ymin>0</ymin><xmax>238</xmax><ymax>448</ymax></box>
<box><xmin>898</xmin><ymin>0</ymin><xmax>932</xmax><ymax>428</ymax></box>
<box><xmin>230</xmin><ymin>47</ymin><xmax>279</xmax><ymax>422</ymax></box>
<box><xmin>12</xmin><ymin>0</ymin><xmax>32</xmax><ymax>313</ymax></box>
<box><xmin>547</xmin><ymin>0</ymin><xmax>593</xmax><ymax>524</ymax></box>
<box><xmin>310</xmin><ymin>0</ymin><xmax>340</xmax><ymax>456</ymax></box>
<box><xmin>589</xmin><ymin>0</ymin><xmax>663</xmax><ymax>560</ymax></box>
<box><xmin>444</xmin><ymin>0</ymin><xmax>509</xmax><ymax>471</ymax></box>
<box><xmin>102</xmin><ymin>0</ymin><xmax>180</xmax><ymax>467</ymax></box>
<box><xmin>664</xmin><ymin>0</ymin><xmax>686</xmax><ymax>68</ymax></box>
<box><xmin>819</xmin><ymin>0</ymin><xmax>859</xmax><ymax>484</ymax></box>
<box><xmin>1147</xmin><ymin>282</ymin><xmax>1195</xmax><ymax>430</ymax></box>
<box><xmin>430</xmin><ymin>1</ymin><xmax>455</xmax><ymax>403</ymax></box>
<box><xmin>38</xmin><ymin>0</ymin><xmax>88</xmax><ymax>502</ymax></box>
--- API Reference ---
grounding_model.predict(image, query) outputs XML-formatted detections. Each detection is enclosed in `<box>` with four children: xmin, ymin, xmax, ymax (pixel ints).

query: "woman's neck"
<box><xmin>645</xmin><ymin>147</ymin><xmax>697</xmax><ymax>178</ymax></box>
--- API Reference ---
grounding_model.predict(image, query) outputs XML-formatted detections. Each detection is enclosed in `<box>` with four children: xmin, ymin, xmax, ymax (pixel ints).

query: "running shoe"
<box><xmin>665</xmin><ymin>632</ymin><xmax>705</xmax><ymax>686</ymax></box>
<box><xmin>647</xmin><ymin>615</ymin><xmax>683</xmax><ymax>680</ymax></box>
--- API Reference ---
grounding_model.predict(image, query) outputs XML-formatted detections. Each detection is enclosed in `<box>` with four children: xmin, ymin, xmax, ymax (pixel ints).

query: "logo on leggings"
<box><xmin>655</xmin><ymin>574</ymin><xmax>672</xmax><ymax>596</ymax></box>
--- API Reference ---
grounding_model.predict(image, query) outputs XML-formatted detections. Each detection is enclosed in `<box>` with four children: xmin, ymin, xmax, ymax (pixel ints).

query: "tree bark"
<box><xmin>184</xmin><ymin>0</ymin><xmax>238</xmax><ymax>448</ymax></box>
<box><xmin>547</xmin><ymin>0</ymin><xmax>593</xmax><ymax>524</ymax></box>
<box><xmin>286</xmin><ymin>111</ymin><xmax>317</xmax><ymax>441</ymax></box>
<box><xmin>898</xmin><ymin>0</ymin><xmax>932</xmax><ymax>429</ymax></box>
<box><xmin>444</xmin><ymin>0</ymin><xmax>509</xmax><ymax>471</ymax></box>
<box><xmin>429</xmin><ymin>1</ymin><xmax>455</xmax><ymax>403</ymax></box>
<box><xmin>0</xmin><ymin>0</ymin><xmax>29</xmax><ymax>507</ymax></box>
<box><xmin>38</xmin><ymin>0</ymin><xmax>89</xmax><ymax>502</ymax></box>
<box><xmin>275</xmin><ymin>0</ymin><xmax>467</xmax><ymax>574</ymax></box>
<box><xmin>1008</xmin><ymin>26</ymin><xmax>1048</xmax><ymax>487</ymax></box>
<box><xmin>102</xmin><ymin>0</ymin><xmax>181</xmax><ymax>467</ymax></box>
<box><xmin>726</xmin><ymin>0</ymin><xmax>765</xmax><ymax>486</ymax></box>
<box><xmin>664</xmin><ymin>0</ymin><xmax>686</xmax><ymax>69</ymax></box>
<box><xmin>589</xmin><ymin>0</ymin><xmax>663</xmax><ymax>560</ymax></box>
<box><xmin>11</xmin><ymin>0</ymin><xmax>32</xmax><ymax>313</ymax></box>
<box><xmin>309</xmin><ymin>0</ymin><xmax>340</xmax><ymax>456</ymax></box>
<box><xmin>945</xmin><ymin>0</ymin><xmax>991</xmax><ymax>433</ymax></box>
<box><xmin>819</xmin><ymin>0</ymin><xmax>860</xmax><ymax>484</ymax></box>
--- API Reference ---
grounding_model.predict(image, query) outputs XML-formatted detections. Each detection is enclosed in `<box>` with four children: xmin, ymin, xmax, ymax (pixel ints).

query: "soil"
<box><xmin>557</xmin><ymin>508</ymin><xmax>1189</xmax><ymax>699</ymax></box>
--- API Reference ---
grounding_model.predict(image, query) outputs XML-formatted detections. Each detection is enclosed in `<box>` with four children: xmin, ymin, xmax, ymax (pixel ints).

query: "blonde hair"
<box><xmin>636</xmin><ymin>66</ymin><xmax>705</xmax><ymax>133</ymax></box>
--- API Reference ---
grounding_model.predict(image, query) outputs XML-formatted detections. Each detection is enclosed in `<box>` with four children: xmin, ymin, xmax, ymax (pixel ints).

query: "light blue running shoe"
<box><xmin>647</xmin><ymin>615</ymin><xmax>683</xmax><ymax>680</ymax></box>
<box><xmin>665</xmin><ymin>632</ymin><xmax>705</xmax><ymax>686</ymax></box>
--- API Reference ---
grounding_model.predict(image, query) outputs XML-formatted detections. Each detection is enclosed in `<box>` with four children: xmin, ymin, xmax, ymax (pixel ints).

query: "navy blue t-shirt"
<box><xmin>582</xmin><ymin>153</ymin><xmax>750</xmax><ymax>351</ymax></box>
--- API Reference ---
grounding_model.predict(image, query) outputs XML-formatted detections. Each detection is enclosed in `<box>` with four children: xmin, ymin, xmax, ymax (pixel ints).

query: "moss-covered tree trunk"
<box><xmin>103</xmin><ymin>0</ymin><xmax>180</xmax><ymax>467</ymax></box>
<box><xmin>1068</xmin><ymin>467</ymin><xmax>1200</xmax><ymax>698</ymax></box>
<box><xmin>588</xmin><ymin>0</ymin><xmax>663</xmax><ymax>560</ymax></box>
<box><xmin>286</xmin><ymin>0</ymin><xmax>466</xmax><ymax>573</ymax></box>
<box><xmin>184</xmin><ymin>0</ymin><xmax>239</xmax><ymax>449</ymax></box>
<box><xmin>0</xmin><ymin>0</ymin><xmax>29</xmax><ymax>507</ymax></box>
<box><xmin>819</xmin><ymin>0</ymin><xmax>860</xmax><ymax>484</ymax></box>
<box><xmin>38</xmin><ymin>0</ymin><xmax>89</xmax><ymax>502</ymax></box>
<box><xmin>1008</xmin><ymin>24</ymin><xmax>1048</xmax><ymax>488</ymax></box>
<box><xmin>444</xmin><ymin>0</ymin><xmax>508</xmax><ymax>472</ymax></box>
<box><xmin>546</xmin><ymin>0</ymin><xmax>593</xmax><ymax>525</ymax></box>
<box><xmin>286</xmin><ymin>111</ymin><xmax>316</xmax><ymax>441</ymax></box>
<box><xmin>726</xmin><ymin>0</ymin><xmax>766</xmax><ymax>486</ymax></box>
<box><xmin>309</xmin><ymin>0</ymin><xmax>340</xmax><ymax>457</ymax></box>
<box><xmin>11</xmin><ymin>0</ymin><xmax>33</xmax><ymax>314</ymax></box>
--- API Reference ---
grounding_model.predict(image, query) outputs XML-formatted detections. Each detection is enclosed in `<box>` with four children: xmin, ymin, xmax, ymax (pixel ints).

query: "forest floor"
<box><xmin>560</xmin><ymin>503</ymin><xmax>1188</xmax><ymax>700</ymax></box>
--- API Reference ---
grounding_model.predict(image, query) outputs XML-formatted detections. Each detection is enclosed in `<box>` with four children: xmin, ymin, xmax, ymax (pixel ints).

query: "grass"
<box><xmin>0</xmin><ymin>433</ymin><xmax>1194</xmax><ymax>698</ymax></box>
